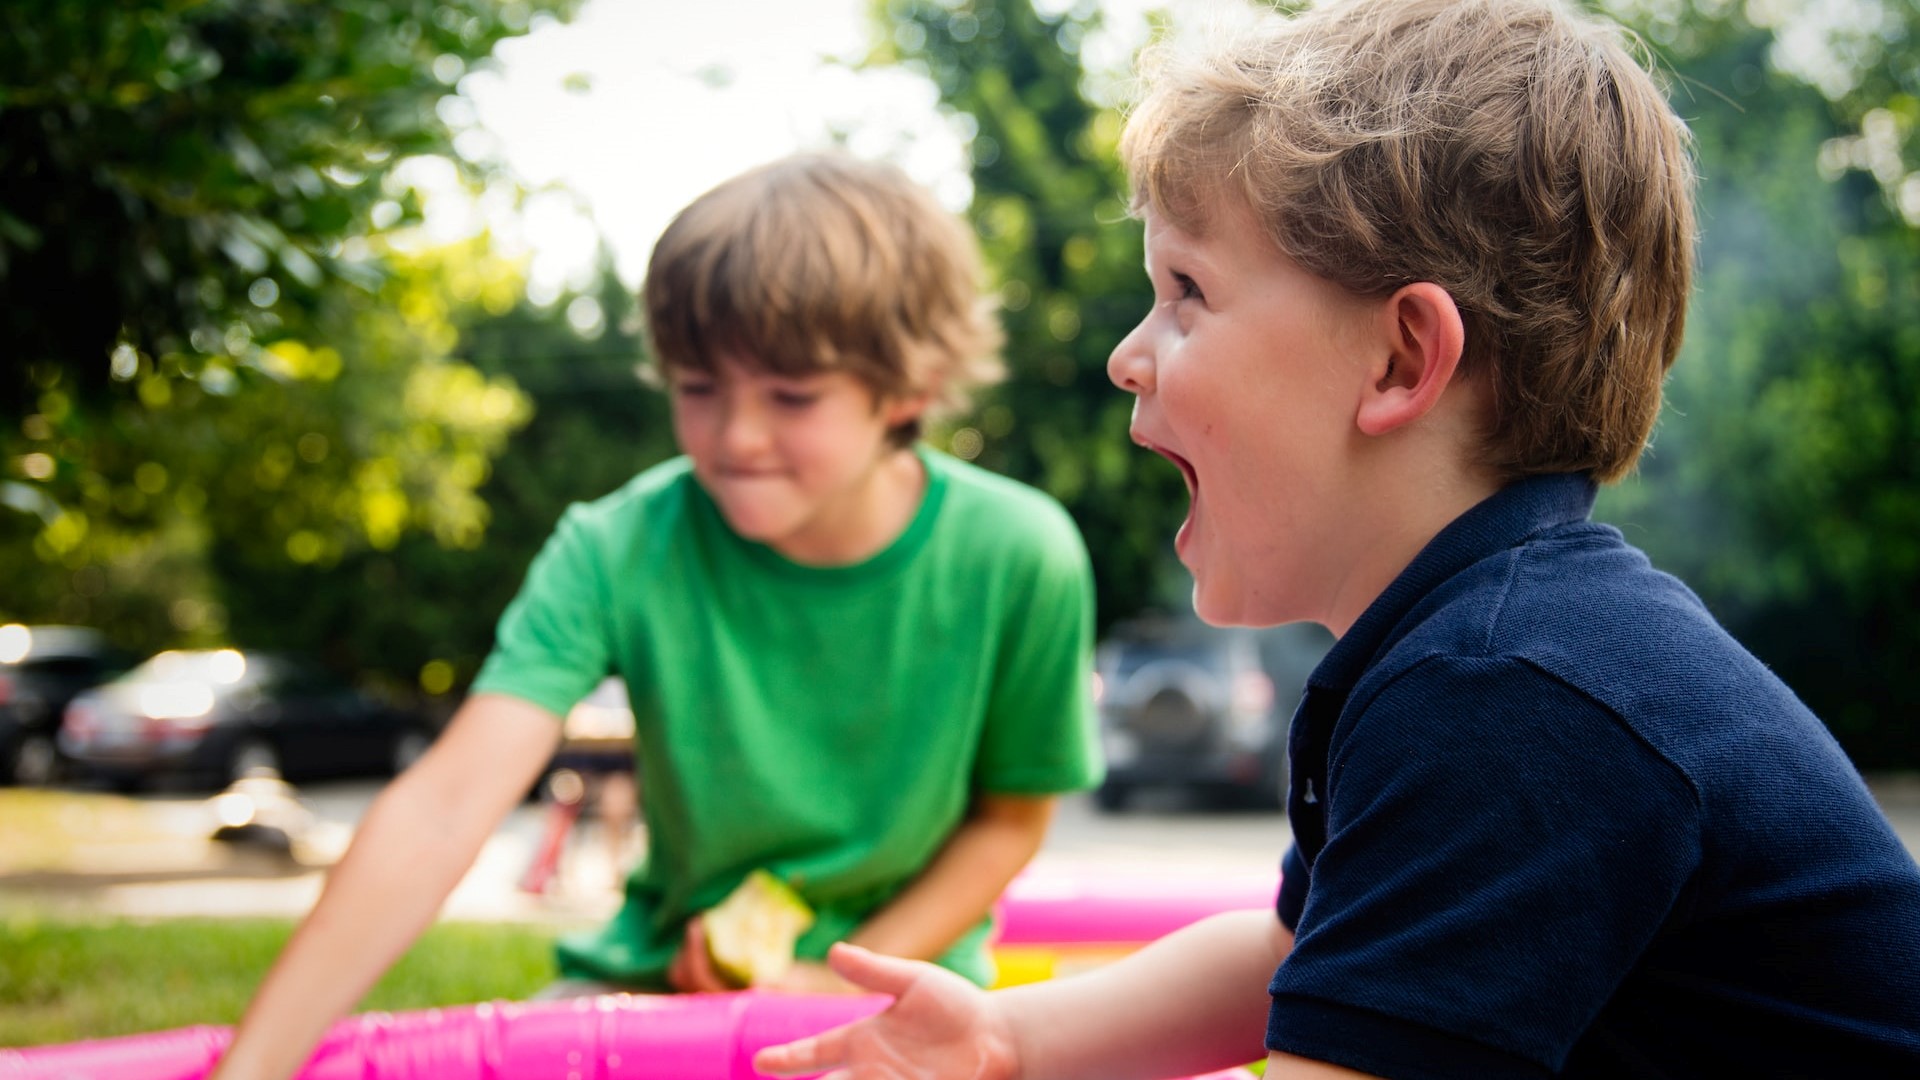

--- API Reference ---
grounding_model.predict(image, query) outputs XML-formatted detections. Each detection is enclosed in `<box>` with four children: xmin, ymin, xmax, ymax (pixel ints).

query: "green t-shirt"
<box><xmin>471</xmin><ymin>447</ymin><xmax>1102</xmax><ymax>988</ymax></box>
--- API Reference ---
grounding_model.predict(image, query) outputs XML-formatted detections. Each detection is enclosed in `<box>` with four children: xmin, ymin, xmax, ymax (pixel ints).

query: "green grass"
<box><xmin>0</xmin><ymin>911</ymin><xmax>558</xmax><ymax>1048</ymax></box>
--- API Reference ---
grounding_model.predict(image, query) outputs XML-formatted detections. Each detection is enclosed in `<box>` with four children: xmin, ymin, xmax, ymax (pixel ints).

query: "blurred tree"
<box><xmin>0</xmin><ymin>0</ymin><xmax>577</xmax><ymax>422</ymax></box>
<box><xmin>3</xmin><ymin>235</ymin><xmax>532</xmax><ymax>659</ymax></box>
<box><xmin>0</xmin><ymin>0</ymin><xmax>578</xmax><ymax>672</ymax></box>
<box><xmin>1596</xmin><ymin>0</ymin><xmax>1920</xmax><ymax>764</ymax></box>
<box><xmin>870</xmin><ymin>0</ymin><xmax>1187</xmax><ymax>633</ymax></box>
<box><xmin>278</xmin><ymin>251</ymin><xmax>677</xmax><ymax>702</ymax></box>
<box><xmin>92</xmin><ymin>248</ymin><xmax>668</xmax><ymax>703</ymax></box>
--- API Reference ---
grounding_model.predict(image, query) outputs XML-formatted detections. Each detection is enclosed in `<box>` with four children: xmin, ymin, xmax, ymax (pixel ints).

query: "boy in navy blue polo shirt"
<box><xmin>758</xmin><ymin>1</ymin><xmax>1920</xmax><ymax>1077</ymax></box>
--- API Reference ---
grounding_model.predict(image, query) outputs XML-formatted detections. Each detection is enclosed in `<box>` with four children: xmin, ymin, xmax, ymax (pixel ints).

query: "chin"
<box><xmin>716</xmin><ymin>510</ymin><xmax>789</xmax><ymax>545</ymax></box>
<box><xmin>1191</xmin><ymin>584</ymin><xmax>1252</xmax><ymax>628</ymax></box>
<box><xmin>1192</xmin><ymin>579</ymin><xmax>1298</xmax><ymax>630</ymax></box>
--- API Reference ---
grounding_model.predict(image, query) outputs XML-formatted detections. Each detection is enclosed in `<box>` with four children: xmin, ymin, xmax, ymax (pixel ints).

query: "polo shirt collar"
<box><xmin>1308</xmin><ymin>473</ymin><xmax>1598</xmax><ymax>691</ymax></box>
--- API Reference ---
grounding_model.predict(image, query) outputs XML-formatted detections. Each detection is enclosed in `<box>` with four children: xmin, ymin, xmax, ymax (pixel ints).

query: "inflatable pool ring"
<box><xmin>0</xmin><ymin>991</ymin><xmax>1258</xmax><ymax>1079</ymax></box>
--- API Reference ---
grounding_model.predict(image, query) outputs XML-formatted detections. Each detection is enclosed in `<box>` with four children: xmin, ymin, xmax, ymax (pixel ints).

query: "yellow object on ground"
<box><xmin>990</xmin><ymin>943</ymin><xmax>1142</xmax><ymax>988</ymax></box>
<box><xmin>706</xmin><ymin>869</ymin><xmax>815</xmax><ymax>987</ymax></box>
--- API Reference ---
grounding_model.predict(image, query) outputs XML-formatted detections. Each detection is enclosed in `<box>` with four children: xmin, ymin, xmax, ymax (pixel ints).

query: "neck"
<box><xmin>1320</xmin><ymin>454</ymin><xmax>1501</xmax><ymax>639</ymax></box>
<box><xmin>771</xmin><ymin>446</ymin><xmax>927</xmax><ymax>566</ymax></box>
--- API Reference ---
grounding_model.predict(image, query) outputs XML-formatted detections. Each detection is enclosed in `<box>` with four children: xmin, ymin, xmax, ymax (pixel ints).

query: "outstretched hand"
<box><xmin>753</xmin><ymin>943</ymin><xmax>1019</xmax><ymax>1080</ymax></box>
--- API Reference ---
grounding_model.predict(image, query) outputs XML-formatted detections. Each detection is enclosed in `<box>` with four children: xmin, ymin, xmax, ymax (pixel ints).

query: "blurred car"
<box><xmin>59</xmin><ymin>648</ymin><xmax>436</xmax><ymax>790</ymax></box>
<box><xmin>1092</xmin><ymin>617</ymin><xmax>1331</xmax><ymax>812</ymax></box>
<box><xmin>0</xmin><ymin>623</ymin><xmax>136</xmax><ymax>785</ymax></box>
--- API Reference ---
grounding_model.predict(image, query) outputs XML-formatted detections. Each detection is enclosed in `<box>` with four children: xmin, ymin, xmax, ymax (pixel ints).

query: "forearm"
<box><xmin>211</xmin><ymin>695</ymin><xmax>559</xmax><ymax>1080</ymax></box>
<box><xmin>1004</xmin><ymin>909</ymin><xmax>1289</xmax><ymax>1080</ymax></box>
<box><xmin>848</xmin><ymin>794</ymin><xmax>1054</xmax><ymax>962</ymax></box>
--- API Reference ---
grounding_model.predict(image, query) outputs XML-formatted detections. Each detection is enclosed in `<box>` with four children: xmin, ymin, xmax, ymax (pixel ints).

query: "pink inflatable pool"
<box><xmin>1</xmin><ymin>992</ymin><xmax>881</xmax><ymax>1080</ymax></box>
<box><xmin>0</xmin><ymin>992</ymin><xmax>1259</xmax><ymax>1080</ymax></box>
<box><xmin>994</xmin><ymin>866</ymin><xmax>1278</xmax><ymax>943</ymax></box>
<box><xmin>1</xmin><ymin>868</ymin><xmax>1280</xmax><ymax>1079</ymax></box>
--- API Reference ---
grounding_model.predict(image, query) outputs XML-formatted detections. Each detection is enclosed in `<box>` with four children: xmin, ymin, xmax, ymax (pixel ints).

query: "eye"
<box><xmin>772</xmin><ymin>390</ymin><xmax>821</xmax><ymax>409</ymax></box>
<box><xmin>671</xmin><ymin>378</ymin><xmax>716</xmax><ymax>399</ymax></box>
<box><xmin>1172</xmin><ymin>271</ymin><xmax>1204</xmax><ymax>303</ymax></box>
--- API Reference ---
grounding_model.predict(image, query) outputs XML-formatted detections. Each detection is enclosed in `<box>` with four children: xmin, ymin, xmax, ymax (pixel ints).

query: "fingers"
<box><xmin>670</xmin><ymin>915</ymin><xmax>731</xmax><ymax>994</ymax></box>
<box><xmin>824</xmin><ymin>941</ymin><xmax>932</xmax><ymax>998</ymax></box>
<box><xmin>684</xmin><ymin>916</ymin><xmax>733</xmax><ymax>992</ymax></box>
<box><xmin>666</xmin><ymin>919</ymin><xmax>694</xmax><ymax>992</ymax></box>
<box><xmin>752</xmin><ymin>1022</ymin><xmax>850</xmax><ymax>1077</ymax></box>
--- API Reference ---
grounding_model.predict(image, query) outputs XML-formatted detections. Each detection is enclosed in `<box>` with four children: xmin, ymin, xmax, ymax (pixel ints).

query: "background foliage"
<box><xmin>3</xmin><ymin>0</ymin><xmax>1916</xmax><ymax>763</ymax></box>
<box><xmin>1593</xmin><ymin>0</ymin><xmax>1920</xmax><ymax>760</ymax></box>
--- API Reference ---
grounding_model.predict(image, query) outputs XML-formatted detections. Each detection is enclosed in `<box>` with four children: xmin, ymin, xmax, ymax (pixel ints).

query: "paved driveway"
<box><xmin>5</xmin><ymin>774</ymin><xmax>1918</xmax><ymax>924</ymax></box>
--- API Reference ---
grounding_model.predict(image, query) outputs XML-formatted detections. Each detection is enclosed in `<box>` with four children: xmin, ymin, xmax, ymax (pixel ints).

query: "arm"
<box><xmin>209</xmin><ymin>693</ymin><xmax>561</xmax><ymax>1080</ymax></box>
<box><xmin>847</xmin><ymin>791</ymin><xmax>1055</xmax><ymax>962</ymax></box>
<box><xmin>758</xmin><ymin>908</ymin><xmax>1293</xmax><ymax>1080</ymax></box>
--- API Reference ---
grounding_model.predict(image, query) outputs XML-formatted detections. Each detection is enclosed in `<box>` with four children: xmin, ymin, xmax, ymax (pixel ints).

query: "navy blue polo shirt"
<box><xmin>1268</xmin><ymin>474</ymin><xmax>1920</xmax><ymax>1078</ymax></box>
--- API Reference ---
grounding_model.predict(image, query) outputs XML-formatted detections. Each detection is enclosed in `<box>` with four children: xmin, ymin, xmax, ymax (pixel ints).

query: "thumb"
<box><xmin>824</xmin><ymin>942</ymin><xmax>925</xmax><ymax>998</ymax></box>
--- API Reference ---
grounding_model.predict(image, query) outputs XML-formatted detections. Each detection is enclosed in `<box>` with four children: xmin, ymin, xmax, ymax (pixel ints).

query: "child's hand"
<box><xmin>753</xmin><ymin>942</ymin><xmax>1018</xmax><ymax>1079</ymax></box>
<box><xmin>667</xmin><ymin>914</ymin><xmax>735</xmax><ymax>994</ymax></box>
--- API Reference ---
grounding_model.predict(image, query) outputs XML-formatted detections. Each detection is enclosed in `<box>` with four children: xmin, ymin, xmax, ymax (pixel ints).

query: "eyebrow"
<box><xmin>1149</xmin><ymin>226</ymin><xmax>1214</xmax><ymax>280</ymax></box>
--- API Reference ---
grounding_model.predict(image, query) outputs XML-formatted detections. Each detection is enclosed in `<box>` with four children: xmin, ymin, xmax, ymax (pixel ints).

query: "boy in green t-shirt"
<box><xmin>211</xmin><ymin>151</ymin><xmax>1103</xmax><ymax>1080</ymax></box>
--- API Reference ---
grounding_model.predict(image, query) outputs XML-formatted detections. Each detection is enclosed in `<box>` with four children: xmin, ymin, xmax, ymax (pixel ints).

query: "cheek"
<box><xmin>667</xmin><ymin>407</ymin><xmax>697</xmax><ymax>444</ymax></box>
<box><xmin>669</xmin><ymin>403</ymin><xmax>716</xmax><ymax>455</ymax></box>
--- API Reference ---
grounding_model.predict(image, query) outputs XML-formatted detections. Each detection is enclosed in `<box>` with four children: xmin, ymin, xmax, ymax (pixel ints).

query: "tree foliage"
<box><xmin>1596</xmin><ymin>1</ymin><xmax>1920</xmax><ymax>762</ymax></box>
<box><xmin>872</xmin><ymin>0</ymin><xmax>1186</xmax><ymax>632</ymax></box>
<box><xmin>0</xmin><ymin>0</ymin><xmax>577</xmax><ymax>672</ymax></box>
<box><xmin>1</xmin><ymin>0</ymin><xmax>576</xmax><ymax>417</ymax></box>
<box><xmin>202</xmin><ymin>268</ymin><xmax>668</xmax><ymax>701</ymax></box>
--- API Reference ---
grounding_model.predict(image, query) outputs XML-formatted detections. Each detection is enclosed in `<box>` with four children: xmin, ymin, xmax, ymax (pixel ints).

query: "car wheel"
<box><xmin>228</xmin><ymin>737</ymin><xmax>283</xmax><ymax>783</ymax></box>
<box><xmin>390</xmin><ymin>730</ymin><xmax>431</xmax><ymax>774</ymax></box>
<box><xmin>9</xmin><ymin>733</ymin><xmax>60</xmax><ymax>786</ymax></box>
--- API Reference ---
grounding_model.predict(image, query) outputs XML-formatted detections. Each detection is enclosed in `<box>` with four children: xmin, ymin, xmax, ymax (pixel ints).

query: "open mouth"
<box><xmin>1135</xmin><ymin>435</ymin><xmax>1198</xmax><ymax>497</ymax></box>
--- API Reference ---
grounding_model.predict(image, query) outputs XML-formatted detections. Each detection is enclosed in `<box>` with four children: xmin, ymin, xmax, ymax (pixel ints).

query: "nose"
<box><xmin>1107</xmin><ymin>317</ymin><xmax>1156</xmax><ymax>396</ymax></box>
<box><xmin>718</xmin><ymin>392</ymin><xmax>771</xmax><ymax>457</ymax></box>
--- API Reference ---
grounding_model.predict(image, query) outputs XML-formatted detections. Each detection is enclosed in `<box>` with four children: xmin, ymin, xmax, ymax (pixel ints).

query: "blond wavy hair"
<box><xmin>642</xmin><ymin>151</ymin><xmax>1003</xmax><ymax>446</ymax></box>
<box><xmin>1122</xmin><ymin>0</ymin><xmax>1697</xmax><ymax>482</ymax></box>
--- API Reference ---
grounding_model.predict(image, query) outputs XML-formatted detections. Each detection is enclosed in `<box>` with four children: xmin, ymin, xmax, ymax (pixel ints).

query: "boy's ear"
<box><xmin>881</xmin><ymin>390</ymin><xmax>933</xmax><ymax>427</ymax></box>
<box><xmin>1355</xmin><ymin>282</ymin><xmax>1466</xmax><ymax>437</ymax></box>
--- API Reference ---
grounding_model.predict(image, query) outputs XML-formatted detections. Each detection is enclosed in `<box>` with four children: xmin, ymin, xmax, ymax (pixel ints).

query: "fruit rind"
<box><xmin>705</xmin><ymin>869</ymin><xmax>816</xmax><ymax>987</ymax></box>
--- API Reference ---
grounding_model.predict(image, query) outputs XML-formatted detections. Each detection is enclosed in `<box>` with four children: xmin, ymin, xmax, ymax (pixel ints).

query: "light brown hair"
<box><xmin>1121</xmin><ymin>0</ymin><xmax>1696</xmax><ymax>482</ymax></box>
<box><xmin>642</xmin><ymin>151</ymin><xmax>1003</xmax><ymax>445</ymax></box>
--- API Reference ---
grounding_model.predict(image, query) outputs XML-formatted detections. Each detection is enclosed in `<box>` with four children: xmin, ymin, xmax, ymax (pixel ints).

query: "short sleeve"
<box><xmin>971</xmin><ymin>508</ymin><xmax>1103</xmax><ymax>795</ymax></box>
<box><xmin>469</xmin><ymin>504</ymin><xmax>617</xmax><ymax>720</ymax></box>
<box><xmin>1267</xmin><ymin>656</ymin><xmax>1701</xmax><ymax>1078</ymax></box>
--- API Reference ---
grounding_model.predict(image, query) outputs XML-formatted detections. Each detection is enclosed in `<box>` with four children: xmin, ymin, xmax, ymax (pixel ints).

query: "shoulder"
<box><xmin>1486</xmin><ymin>523</ymin><xmax>1798</xmax><ymax>728</ymax></box>
<box><xmin>565</xmin><ymin>457</ymin><xmax>697</xmax><ymax>527</ymax></box>
<box><xmin>1354</xmin><ymin>519</ymin><xmax>1824</xmax><ymax>784</ymax></box>
<box><xmin>549</xmin><ymin>457</ymin><xmax>700</xmax><ymax>549</ymax></box>
<box><xmin>925</xmin><ymin>449</ymin><xmax>1088</xmax><ymax>561</ymax></box>
<box><xmin>1370</xmin><ymin>521</ymin><xmax>1756</xmax><ymax>700</ymax></box>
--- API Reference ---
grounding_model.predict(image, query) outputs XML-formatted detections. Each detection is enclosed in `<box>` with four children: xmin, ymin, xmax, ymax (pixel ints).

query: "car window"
<box><xmin>17</xmin><ymin>656</ymin><xmax>105</xmax><ymax>679</ymax></box>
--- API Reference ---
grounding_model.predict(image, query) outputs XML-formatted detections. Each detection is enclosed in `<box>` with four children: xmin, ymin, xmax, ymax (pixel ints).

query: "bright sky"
<box><xmin>432</xmin><ymin>0</ymin><xmax>1248</xmax><ymax>300</ymax></box>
